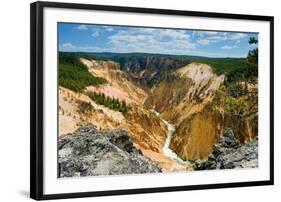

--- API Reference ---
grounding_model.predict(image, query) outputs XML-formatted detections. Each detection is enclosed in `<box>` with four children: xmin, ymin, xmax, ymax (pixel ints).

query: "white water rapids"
<box><xmin>150</xmin><ymin>109</ymin><xmax>191</xmax><ymax>166</ymax></box>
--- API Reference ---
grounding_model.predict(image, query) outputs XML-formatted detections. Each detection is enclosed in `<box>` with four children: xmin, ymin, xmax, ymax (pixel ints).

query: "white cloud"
<box><xmin>59</xmin><ymin>43</ymin><xmax>108</xmax><ymax>52</ymax></box>
<box><xmin>230</xmin><ymin>33</ymin><xmax>247</xmax><ymax>40</ymax></box>
<box><xmin>76</xmin><ymin>25</ymin><xmax>103</xmax><ymax>37</ymax></box>
<box><xmin>197</xmin><ymin>39</ymin><xmax>211</xmax><ymax>45</ymax></box>
<box><xmin>221</xmin><ymin>45</ymin><xmax>237</xmax><ymax>50</ymax></box>
<box><xmin>106</xmin><ymin>28</ymin><xmax>196</xmax><ymax>54</ymax></box>
<box><xmin>159</xmin><ymin>29</ymin><xmax>190</xmax><ymax>40</ymax></box>
<box><xmin>91</xmin><ymin>30</ymin><xmax>100</xmax><ymax>37</ymax></box>
<box><xmin>204</xmin><ymin>31</ymin><xmax>220</xmax><ymax>35</ymax></box>
<box><xmin>194</xmin><ymin>31</ymin><xmax>249</xmax><ymax>47</ymax></box>
<box><xmin>208</xmin><ymin>35</ymin><xmax>227</xmax><ymax>41</ymax></box>
<box><xmin>194</xmin><ymin>31</ymin><xmax>228</xmax><ymax>45</ymax></box>
<box><xmin>106</xmin><ymin>27</ymin><xmax>114</xmax><ymax>32</ymax></box>
<box><xmin>59</xmin><ymin>43</ymin><xmax>76</xmax><ymax>51</ymax></box>
<box><xmin>62</xmin><ymin>25</ymin><xmax>253</xmax><ymax>57</ymax></box>
<box><xmin>101</xmin><ymin>26</ymin><xmax>115</xmax><ymax>32</ymax></box>
<box><xmin>76</xmin><ymin>25</ymin><xmax>88</xmax><ymax>30</ymax></box>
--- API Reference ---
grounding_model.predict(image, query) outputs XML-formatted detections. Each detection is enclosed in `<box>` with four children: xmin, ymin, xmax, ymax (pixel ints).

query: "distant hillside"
<box><xmin>189</xmin><ymin>57</ymin><xmax>247</xmax><ymax>75</ymax></box>
<box><xmin>59</xmin><ymin>53</ymin><xmax>106</xmax><ymax>92</ymax></box>
<box><xmin>64</xmin><ymin>52</ymin><xmax>247</xmax><ymax>76</ymax></box>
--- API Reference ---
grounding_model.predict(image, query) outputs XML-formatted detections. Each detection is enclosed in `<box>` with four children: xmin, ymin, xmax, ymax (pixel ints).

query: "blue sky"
<box><xmin>58</xmin><ymin>23</ymin><xmax>258</xmax><ymax>58</ymax></box>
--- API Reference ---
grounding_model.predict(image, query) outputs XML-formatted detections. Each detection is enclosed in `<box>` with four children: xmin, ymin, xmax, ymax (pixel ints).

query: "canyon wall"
<box><xmin>59</xmin><ymin>56</ymin><xmax>258</xmax><ymax>171</ymax></box>
<box><xmin>145</xmin><ymin>62</ymin><xmax>257</xmax><ymax>160</ymax></box>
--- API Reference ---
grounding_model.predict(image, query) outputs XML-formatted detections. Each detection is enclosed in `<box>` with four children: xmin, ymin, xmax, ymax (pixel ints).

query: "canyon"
<box><xmin>58</xmin><ymin>53</ymin><xmax>258</xmax><ymax>176</ymax></box>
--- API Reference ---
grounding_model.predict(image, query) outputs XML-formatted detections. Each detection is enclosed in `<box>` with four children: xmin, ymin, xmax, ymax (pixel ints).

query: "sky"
<box><xmin>58</xmin><ymin>23</ymin><xmax>258</xmax><ymax>58</ymax></box>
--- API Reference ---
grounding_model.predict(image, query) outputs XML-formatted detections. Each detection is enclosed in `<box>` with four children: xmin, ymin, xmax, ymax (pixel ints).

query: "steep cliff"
<box><xmin>169</xmin><ymin>102</ymin><xmax>257</xmax><ymax>161</ymax></box>
<box><xmin>145</xmin><ymin>63</ymin><xmax>225</xmax><ymax>123</ymax></box>
<box><xmin>170</xmin><ymin>109</ymin><xmax>224</xmax><ymax>160</ymax></box>
<box><xmin>110</xmin><ymin>54</ymin><xmax>191</xmax><ymax>86</ymax></box>
<box><xmin>146</xmin><ymin>62</ymin><xmax>257</xmax><ymax>161</ymax></box>
<box><xmin>80</xmin><ymin>58</ymin><xmax>147</xmax><ymax>104</ymax></box>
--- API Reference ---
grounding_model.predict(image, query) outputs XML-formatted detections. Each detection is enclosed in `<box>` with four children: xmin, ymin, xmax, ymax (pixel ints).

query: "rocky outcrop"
<box><xmin>193</xmin><ymin>129</ymin><xmax>258</xmax><ymax>170</ymax></box>
<box><xmin>58</xmin><ymin>124</ymin><xmax>161</xmax><ymax>177</ymax></box>
<box><xmin>169</xmin><ymin>108</ymin><xmax>257</xmax><ymax>161</ymax></box>
<box><xmin>224</xmin><ymin>113</ymin><xmax>257</xmax><ymax>144</ymax></box>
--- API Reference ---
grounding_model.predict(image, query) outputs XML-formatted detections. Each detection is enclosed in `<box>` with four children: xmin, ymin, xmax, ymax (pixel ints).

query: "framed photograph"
<box><xmin>30</xmin><ymin>1</ymin><xmax>274</xmax><ymax>200</ymax></box>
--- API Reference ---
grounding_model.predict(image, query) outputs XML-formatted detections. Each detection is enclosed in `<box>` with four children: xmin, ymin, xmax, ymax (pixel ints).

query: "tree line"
<box><xmin>59</xmin><ymin>53</ymin><xmax>106</xmax><ymax>92</ymax></box>
<box><xmin>86</xmin><ymin>91</ymin><xmax>129</xmax><ymax>114</ymax></box>
<box><xmin>213</xmin><ymin>37</ymin><xmax>258</xmax><ymax>121</ymax></box>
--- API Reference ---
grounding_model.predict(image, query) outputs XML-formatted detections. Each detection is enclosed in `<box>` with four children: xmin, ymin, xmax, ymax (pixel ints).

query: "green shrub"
<box><xmin>59</xmin><ymin>53</ymin><xmax>106</xmax><ymax>92</ymax></box>
<box><xmin>222</xmin><ymin>97</ymin><xmax>246</xmax><ymax>114</ymax></box>
<box><xmin>77</xmin><ymin>101</ymin><xmax>94</xmax><ymax>115</ymax></box>
<box><xmin>86</xmin><ymin>91</ymin><xmax>129</xmax><ymax>114</ymax></box>
<box><xmin>226</xmin><ymin>83</ymin><xmax>246</xmax><ymax>98</ymax></box>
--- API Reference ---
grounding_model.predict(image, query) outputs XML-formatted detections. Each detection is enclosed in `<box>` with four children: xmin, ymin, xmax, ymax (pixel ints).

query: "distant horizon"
<box><xmin>59</xmin><ymin>51</ymin><xmax>247</xmax><ymax>59</ymax></box>
<box><xmin>59</xmin><ymin>23</ymin><xmax>258</xmax><ymax>58</ymax></box>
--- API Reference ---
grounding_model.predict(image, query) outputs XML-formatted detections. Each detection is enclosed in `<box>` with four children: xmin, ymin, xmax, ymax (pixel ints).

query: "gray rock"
<box><xmin>193</xmin><ymin>129</ymin><xmax>258</xmax><ymax>170</ymax></box>
<box><xmin>58</xmin><ymin>123</ymin><xmax>161</xmax><ymax>178</ymax></box>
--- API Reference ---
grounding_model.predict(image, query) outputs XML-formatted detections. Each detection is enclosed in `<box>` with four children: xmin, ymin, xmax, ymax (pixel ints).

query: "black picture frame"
<box><xmin>30</xmin><ymin>1</ymin><xmax>274</xmax><ymax>200</ymax></box>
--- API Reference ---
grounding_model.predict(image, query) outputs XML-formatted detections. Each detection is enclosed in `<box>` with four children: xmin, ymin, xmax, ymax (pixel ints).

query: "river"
<box><xmin>150</xmin><ymin>109</ymin><xmax>191</xmax><ymax>166</ymax></box>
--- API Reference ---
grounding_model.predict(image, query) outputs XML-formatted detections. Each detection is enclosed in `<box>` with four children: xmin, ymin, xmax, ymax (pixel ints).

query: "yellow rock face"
<box><xmin>170</xmin><ymin>109</ymin><xmax>224</xmax><ymax>160</ymax></box>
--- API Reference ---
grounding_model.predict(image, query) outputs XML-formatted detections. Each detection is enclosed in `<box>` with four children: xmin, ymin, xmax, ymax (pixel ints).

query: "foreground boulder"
<box><xmin>58</xmin><ymin>124</ymin><xmax>161</xmax><ymax>177</ymax></box>
<box><xmin>193</xmin><ymin>129</ymin><xmax>258</xmax><ymax>170</ymax></box>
